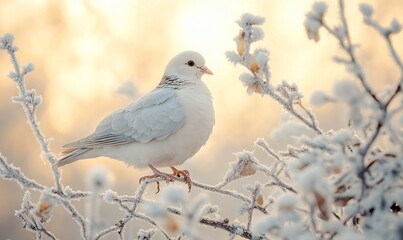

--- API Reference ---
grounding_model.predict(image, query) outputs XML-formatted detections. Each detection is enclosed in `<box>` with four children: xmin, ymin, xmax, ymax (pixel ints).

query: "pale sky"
<box><xmin>0</xmin><ymin>0</ymin><xmax>402</xmax><ymax>239</ymax></box>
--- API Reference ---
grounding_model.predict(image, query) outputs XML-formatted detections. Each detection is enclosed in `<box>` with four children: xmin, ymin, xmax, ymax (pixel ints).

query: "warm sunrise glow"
<box><xmin>175</xmin><ymin>2</ymin><xmax>241</xmax><ymax>63</ymax></box>
<box><xmin>1</xmin><ymin>1</ymin><xmax>402</xmax><ymax>239</ymax></box>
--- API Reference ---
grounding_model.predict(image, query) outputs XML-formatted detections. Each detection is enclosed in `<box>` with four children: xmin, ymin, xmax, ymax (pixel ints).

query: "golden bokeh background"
<box><xmin>0</xmin><ymin>0</ymin><xmax>402</xmax><ymax>239</ymax></box>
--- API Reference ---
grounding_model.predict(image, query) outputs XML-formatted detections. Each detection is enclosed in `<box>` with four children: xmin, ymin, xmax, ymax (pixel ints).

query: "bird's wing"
<box><xmin>62</xmin><ymin>88</ymin><xmax>186</xmax><ymax>148</ymax></box>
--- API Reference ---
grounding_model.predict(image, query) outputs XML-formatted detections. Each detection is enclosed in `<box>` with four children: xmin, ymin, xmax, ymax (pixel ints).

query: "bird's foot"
<box><xmin>171</xmin><ymin>167</ymin><xmax>192</xmax><ymax>192</ymax></box>
<box><xmin>139</xmin><ymin>165</ymin><xmax>176</xmax><ymax>194</ymax></box>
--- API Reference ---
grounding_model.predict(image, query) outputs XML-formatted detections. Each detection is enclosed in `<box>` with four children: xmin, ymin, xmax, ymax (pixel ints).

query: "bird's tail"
<box><xmin>57</xmin><ymin>148</ymin><xmax>91</xmax><ymax>167</ymax></box>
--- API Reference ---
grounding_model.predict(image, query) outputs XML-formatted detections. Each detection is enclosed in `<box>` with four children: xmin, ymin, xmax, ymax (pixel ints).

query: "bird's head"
<box><xmin>164</xmin><ymin>51</ymin><xmax>213</xmax><ymax>80</ymax></box>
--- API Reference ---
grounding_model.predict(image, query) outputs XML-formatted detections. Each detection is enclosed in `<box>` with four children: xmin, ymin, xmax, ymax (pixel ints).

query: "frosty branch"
<box><xmin>225</xmin><ymin>14</ymin><xmax>323</xmax><ymax>135</ymax></box>
<box><xmin>1</xmin><ymin>1</ymin><xmax>402</xmax><ymax>239</ymax></box>
<box><xmin>1</xmin><ymin>34</ymin><xmax>63</xmax><ymax>193</ymax></box>
<box><xmin>224</xmin><ymin>1</ymin><xmax>402</xmax><ymax>239</ymax></box>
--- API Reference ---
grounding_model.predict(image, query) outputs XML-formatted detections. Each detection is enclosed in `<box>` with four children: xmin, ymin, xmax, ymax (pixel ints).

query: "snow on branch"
<box><xmin>224</xmin><ymin>1</ymin><xmax>402</xmax><ymax>239</ymax></box>
<box><xmin>226</xmin><ymin>14</ymin><xmax>323</xmax><ymax>135</ymax></box>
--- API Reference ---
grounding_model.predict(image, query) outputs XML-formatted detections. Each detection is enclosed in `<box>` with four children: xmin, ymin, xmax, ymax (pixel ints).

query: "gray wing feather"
<box><xmin>63</xmin><ymin>88</ymin><xmax>185</xmax><ymax>148</ymax></box>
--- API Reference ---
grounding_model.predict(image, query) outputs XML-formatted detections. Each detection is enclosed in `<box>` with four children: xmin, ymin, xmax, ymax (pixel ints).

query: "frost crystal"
<box><xmin>86</xmin><ymin>166</ymin><xmax>113</xmax><ymax>191</ymax></box>
<box><xmin>254</xmin><ymin>138</ymin><xmax>268</xmax><ymax>149</ymax></box>
<box><xmin>16</xmin><ymin>191</ymin><xmax>32</xmax><ymax>216</ymax></box>
<box><xmin>225</xmin><ymin>51</ymin><xmax>242</xmax><ymax>64</ymax></box>
<box><xmin>31</xmin><ymin>190</ymin><xmax>57</xmax><ymax>221</ymax></box>
<box><xmin>329</xmin><ymin>129</ymin><xmax>354</xmax><ymax>144</ymax></box>
<box><xmin>359</xmin><ymin>3</ymin><xmax>374</xmax><ymax>18</ymax></box>
<box><xmin>115</xmin><ymin>80</ymin><xmax>138</xmax><ymax>99</ymax></box>
<box><xmin>237</xmin><ymin>13</ymin><xmax>265</xmax><ymax>28</ymax></box>
<box><xmin>296</xmin><ymin>165</ymin><xmax>324</xmax><ymax>192</ymax></box>
<box><xmin>277</xmin><ymin>193</ymin><xmax>297</xmax><ymax>212</ymax></box>
<box><xmin>239</xmin><ymin>73</ymin><xmax>263</xmax><ymax>95</ymax></box>
<box><xmin>239</xmin><ymin>73</ymin><xmax>256</xmax><ymax>86</ymax></box>
<box><xmin>103</xmin><ymin>190</ymin><xmax>118</xmax><ymax>203</ymax></box>
<box><xmin>8</xmin><ymin>71</ymin><xmax>18</xmax><ymax>80</ymax></box>
<box><xmin>63</xmin><ymin>186</ymin><xmax>74</xmax><ymax>196</ymax></box>
<box><xmin>304</xmin><ymin>1</ymin><xmax>327</xmax><ymax>42</ymax></box>
<box><xmin>392</xmin><ymin>189</ymin><xmax>403</xmax><ymax>206</ymax></box>
<box><xmin>332</xmin><ymin>80</ymin><xmax>361</xmax><ymax>103</ymax></box>
<box><xmin>223</xmin><ymin>151</ymin><xmax>259</xmax><ymax>182</ymax></box>
<box><xmin>304</xmin><ymin>15</ymin><xmax>321</xmax><ymax>42</ymax></box>
<box><xmin>143</xmin><ymin>201</ymin><xmax>167</xmax><ymax>218</ymax></box>
<box><xmin>235</xmin><ymin>227</ymin><xmax>244</xmax><ymax>235</ymax></box>
<box><xmin>252</xmin><ymin>216</ymin><xmax>279</xmax><ymax>235</ymax></box>
<box><xmin>335</xmin><ymin>231</ymin><xmax>365</xmax><ymax>240</ymax></box>
<box><xmin>23</xmin><ymin>63</ymin><xmax>35</xmax><ymax>74</ymax></box>
<box><xmin>162</xmin><ymin>185</ymin><xmax>186</xmax><ymax>204</ymax></box>
<box><xmin>255</xmin><ymin>49</ymin><xmax>270</xmax><ymax>68</ymax></box>
<box><xmin>271</xmin><ymin>115</ymin><xmax>309</xmax><ymax>141</ymax></box>
<box><xmin>310</xmin><ymin>90</ymin><xmax>329</xmax><ymax>106</ymax></box>
<box><xmin>390</xmin><ymin>18</ymin><xmax>401</xmax><ymax>33</ymax></box>
<box><xmin>137</xmin><ymin>228</ymin><xmax>156</xmax><ymax>240</ymax></box>
<box><xmin>250</xmin><ymin>27</ymin><xmax>264</xmax><ymax>42</ymax></box>
<box><xmin>312</xmin><ymin>2</ymin><xmax>328</xmax><ymax>17</ymax></box>
<box><xmin>0</xmin><ymin>33</ymin><xmax>14</xmax><ymax>48</ymax></box>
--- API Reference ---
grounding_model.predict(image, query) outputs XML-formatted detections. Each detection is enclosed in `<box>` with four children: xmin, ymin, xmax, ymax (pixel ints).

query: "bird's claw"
<box><xmin>171</xmin><ymin>167</ymin><xmax>192</xmax><ymax>192</ymax></box>
<box><xmin>139</xmin><ymin>172</ymin><xmax>175</xmax><ymax>194</ymax></box>
<box><xmin>139</xmin><ymin>165</ymin><xmax>192</xmax><ymax>193</ymax></box>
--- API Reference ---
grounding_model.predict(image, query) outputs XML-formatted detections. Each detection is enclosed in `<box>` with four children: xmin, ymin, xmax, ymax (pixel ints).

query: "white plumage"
<box><xmin>57</xmin><ymin>51</ymin><xmax>214</xmax><ymax>191</ymax></box>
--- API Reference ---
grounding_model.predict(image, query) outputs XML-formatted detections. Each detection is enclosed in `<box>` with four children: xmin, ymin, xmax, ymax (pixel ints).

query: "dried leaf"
<box><xmin>314</xmin><ymin>191</ymin><xmax>329</xmax><ymax>220</ymax></box>
<box><xmin>38</xmin><ymin>202</ymin><xmax>51</xmax><ymax>214</ymax></box>
<box><xmin>333</xmin><ymin>166</ymin><xmax>342</xmax><ymax>174</ymax></box>
<box><xmin>366</xmin><ymin>159</ymin><xmax>378</xmax><ymax>170</ymax></box>
<box><xmin>256</xmin><ymin>194</ymin><xmax>264</xmax><ymax>206</ymax></box>
<box><xmin>334</xmin><ymin>196</ymin><xmax>354</xmax><ymax>207</ymax></box>
<box><xmin>246</xmin><ymin>82</ymin><xmax>263</xmax><ymax>94</ymax></box>
<box><xmin>279</xmin><ymin>205</ymin><xmax>293</xmax><ymax>212</ymax></box>
<box><xmin>240</xmin><ymin>163</ymin><xmax>256</xmax><ymax>176</ymax></box>
<box><xmin>249</xmin><ymin>58</ymin><xmax>259</xmax><ymax>73</ymax></box>
<box><xmin>305</xmin><ymin>28</ymin><xmax>320</xmax><ymax>42</ymax></box>
<box><xmin>165</xmin><ymin>216</ymin><xmax>178</xmax><ymax>233</ymax></box>
<box><xmin>33</xmin><ymin>195</ymin><xmax>56</xmax><ymax>221</ymax></box>
<box><xmin>235</xmin><ymin>32</ymin><xmax>245</xmax><ymax>56</ymax></box>
<box><xmin>298</xmin><ymin>162</ymin><xmax>310</xmax><ymax>171</ymax></box>
<box><xmin>384</xmin><ymin>153</ymin><xmax>396</xmax><ymax>158</ymax></box>
<box><xmin>335</xmin><ymin>185</ymin><xmax>347</xmax><ymax>194</ymax></box>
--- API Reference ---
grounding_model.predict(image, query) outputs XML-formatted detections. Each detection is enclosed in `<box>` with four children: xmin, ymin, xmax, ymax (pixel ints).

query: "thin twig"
<box><xmin>1</xmin><ymin>34</ymin><xmax>63</xmax><ymax>193</ymax></box>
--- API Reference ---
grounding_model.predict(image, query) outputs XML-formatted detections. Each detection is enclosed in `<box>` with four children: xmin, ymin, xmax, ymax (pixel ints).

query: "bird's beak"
<box><xmin>200</xmin><ymin>66</ymin><xmax>213</xmax><ymax>75</ymax></box>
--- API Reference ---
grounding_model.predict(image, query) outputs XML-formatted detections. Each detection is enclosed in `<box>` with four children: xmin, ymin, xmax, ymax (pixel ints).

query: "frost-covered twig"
<box><xmin>311</xmin><ymin>0</ymin><xmax>380</xmax><ymax>104</ymax></box>
<box><xmin>360</xmin><ymin>4</ymin><xmax>403</xmax><ymax>72</ymax></box>
<box><xmin>134</xmin><ymin>213</ymin><xmax>172</xmax><ymax>240</ymax></box>
<box><xmin>225</xmin><ymin>14</ymin><xmax>323</xmax><ymax>135</ymax></box>
<box><xmin>216</xmin><ymin>151</ymin><xmax>295</xmax><ymax>195</ymax></box>
<box><xmin>228</xmin><ymin>3</ymin><xmax>402</xmax><ymax>240</ymax></box>
<box><xmin>246</xmin><ymin>184</ymin><xmax>261</xmax><ymax>230</ymax></box>
<box><xmin>2</xmin><ymin>3</ymin><xmax>402</xmax><ymax>239</ymax></box>
<box><xmin>0</xmin><ymin>34</ymin><xmax>62</xmax><ymax>193</ymax></box>
<box><xmin>0</xmin><ymin>153</ymin><xmax>44</xmax><ymax>190</ymax></box>
<box><xmin>15</xmin><ymin>191</ymin><xmax>58</xmax><ymax>240</ymax></box>
<box><xmin>164</xmin><ymin>203</ymin><xmax>253</xmax><ymax>239</ymax></box>
<box><xmin>1</xmin><ymin>33</ymin><xmax>89</xmax><ymax>239</ymax></box>
<box><xmin>61</xmin><ymin>200</ymin><xmax>88</xmax><ymax>239</ymax></box>
<box><xmin>94</xmin><ymin>179</ymin><xmax>150</xmax><ymax>240</ymax></box>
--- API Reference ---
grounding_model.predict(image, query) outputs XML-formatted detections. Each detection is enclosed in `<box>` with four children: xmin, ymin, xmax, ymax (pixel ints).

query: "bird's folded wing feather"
<box><xmin>62</xmin><ymin>88</ymin><xmax>186</xmax><ymax>148</ymax></box>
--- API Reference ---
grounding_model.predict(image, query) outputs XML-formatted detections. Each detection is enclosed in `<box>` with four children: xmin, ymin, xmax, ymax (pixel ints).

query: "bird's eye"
<box><xmin>187</xmin><ymin>60</ymin><xmax>195</xmax><ymax>67</ymax></box>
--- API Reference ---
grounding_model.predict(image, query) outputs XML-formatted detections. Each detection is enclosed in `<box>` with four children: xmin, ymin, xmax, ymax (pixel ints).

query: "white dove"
<box><xmin>57</xmin><ymin>51</ymin><xmax>215</xmax><ymax>192</ymax></box>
